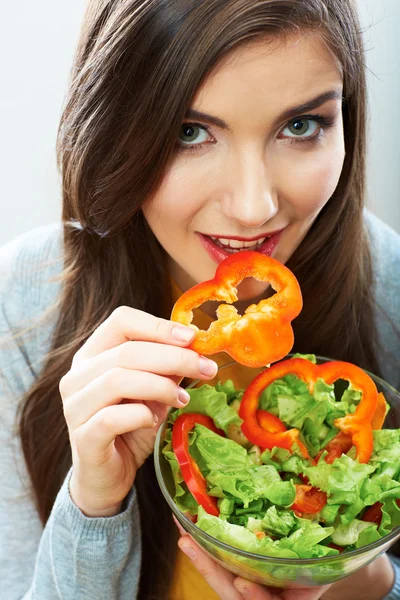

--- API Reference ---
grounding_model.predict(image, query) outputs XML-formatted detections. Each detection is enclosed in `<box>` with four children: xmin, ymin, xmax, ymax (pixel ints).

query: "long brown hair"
<box><xmin>17</xmin><ymin>1</ymin><xmax>389</xmax><ymax>598</ymax></box>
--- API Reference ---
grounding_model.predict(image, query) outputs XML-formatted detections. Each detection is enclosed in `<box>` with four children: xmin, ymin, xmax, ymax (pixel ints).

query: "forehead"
<box><xmin>192</xmin><ymin>31</ymin><xmax>343</xmax><ymax>117</ymax></box>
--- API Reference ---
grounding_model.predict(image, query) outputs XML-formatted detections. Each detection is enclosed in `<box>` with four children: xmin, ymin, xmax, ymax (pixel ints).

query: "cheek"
<box><xmin>280</xmin><ymin>145</ymin><xmax>345</xmax><ymax>218</ymax></box>
<box><xmin>143</xmin><ymin>165</ymin><xmax>205</xmax><ymax>233</ymax></box>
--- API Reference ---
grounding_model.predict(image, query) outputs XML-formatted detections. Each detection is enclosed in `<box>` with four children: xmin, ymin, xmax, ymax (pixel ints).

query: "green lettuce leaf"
<box><xmin>234</xmin><ymin>498</ymin><xmax>265</xmax><ymax>516</ymax></box>
<box><xmin>261</xmin><ymin>447</ymin><xmax>309</xmax><ymax>475</ymax></box>
<box><xmin>331</xmin><ymin>519</ymin><xmax>380</xmax><ymax>547</ymax></box>
<box><xmin>302</xmin><ymin>418</ymin><xmax>337</xmax><ymax>457</ymax></box>
<box><xmin>340</xmin><ymin>387</ymin><xmax>362</xmax><ymax>411</ymax></box>
<box><xmin>196</xmin><ymin>506</ymin><xmax>299</xmax><ymax>558</ymax></box>
<box><xmin>379</xmin><ymin>498</ymin><xmax>400</xmax><ymax>536</ymax></box>
<box><xmin>206</xmin><ymin>465</ymin><xmax>296</xmax><ymax>508</ymax></box>
<box><xmin>259</xmin><ymin>374</ymin><xmax>314</xmax><ymax>426</ymax></box>
<box><xmin>261</xmin><ymin>506</ymin><xmax>296</xmax><ymax>537</ymax></box>
<box><xmin>193</xmin><ymin>424</ymin><xmax>251</xmax><ymax>471</ymax></box>
<box><xmin>215</xmin><ymin>379</ymin><xmax>242</xmax><ymax>402</ymax></box>
<box><xmin>279</xmin><ymin>518</ymin><xmax>336</xmax><ymax>558</ymax></box>
<box><xmin>173</xmin><ymin>383</ymin><xmax>242</xmax><ymax>434</ymax></box>
<box><xmin>369</xmin><ymin>430</ymin><xmax>400</xmax><ymax>479</ymax></box>
<box><xmin>218</xmin><ymin>497</ymin><xmax>235</xmax><ymax>520</ymax></box>
<box><xmin>290</xmin><ymin>353</ymin><xmax>317</xmax><ymax>363</ymax></box>
<box><xmin>303</xmin><ymin>453</ymin><xmax>376</xmax><ymax>506</ymax></box>
<box><xmin>361</xmin><ymin>473</ymin><xmax>400</xmax><ymax>506</ymax></box>
<box><xmin>246</xmin><ymin>517</ymin><xmax>264</xmax><ymax>532</ymax></box>
<box><xmin>320</xmin><ymin>503</ymin><xmax>341</xmax><ymax>525</ymax></box>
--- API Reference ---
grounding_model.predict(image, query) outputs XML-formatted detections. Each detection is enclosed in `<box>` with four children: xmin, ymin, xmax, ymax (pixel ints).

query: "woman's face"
<box><xmin>143</xmin><ymin>31</ymin><xmax>345</xmax><ymax>303</ymax></box>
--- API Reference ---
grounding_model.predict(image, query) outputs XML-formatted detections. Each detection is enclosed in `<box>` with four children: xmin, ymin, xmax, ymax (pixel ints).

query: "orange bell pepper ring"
<box><xmin>171</xmin><ymin>251</ymin><xmax>302</xmax><ymax>368</ymax></box>
<box><xmin>370</xmin><ymin>392</ymin><xmax>387</xmax><ymax>430</ymax></box>
<box><xmin>317</xmin><ymin>392</ymin><xmax>387</xmax><ymax>464</ymax></box>
<box><xmin>239</xmin><ymin>357</ymin><xmax>378</xmax><ymax>463</ymax></box>
<box><xmin>315</xmin><ymin>392</ymin><xmax>386</xmax><ymax>464</ymax></box>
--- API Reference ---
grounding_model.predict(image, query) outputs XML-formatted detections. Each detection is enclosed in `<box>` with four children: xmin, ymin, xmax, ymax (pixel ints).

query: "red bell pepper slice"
<box><xmin>317</xmin><ymin>431</ymin><xmax>354</xmax><ymax>465</ymax></box>
<box><xmin>239</xmin><ymin>357</ymin><xmax>378</xmax><ymax>463</ymax></box>
<box><xmin>172</xmin><ymin>413</ymin><xmax>224</xmax><ymax>516</ymax></box>
<box><xmin>256</xmin><ymin>409</ymin><xmax>287</xmax><ymax>433</ymax></box>
<box><xmin>291</xmin><ymin>484</ymin><xmax>327</xmax><ymax>515</ymax></box>
<box><xmin>328</xmin><ymin>543</ymin><xmax>344</xmax><ymax>553</ymax></box>
<box><xmin>171</xmin><ymin>251</ymin><xmax>302</xmax><ymax>368</ymax></box>
<box><xmin>362</xmin><ymin>501</ymin><xmax>384</xmax><ymax>526</ymax></box>
<box><xmin>362</xmin><ymin>498</ymin><xmax>400</xmax><ymax>526</ymax></box>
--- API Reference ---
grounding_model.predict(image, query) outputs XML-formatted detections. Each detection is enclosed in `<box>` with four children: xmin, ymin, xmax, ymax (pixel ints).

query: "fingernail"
<box><xmin>199</xmin><ymin>356</ymin><xmax>218</xmax><ymax>377</ymax></box>
<box><xmin>171</xmin><ymin>325</ymin><xmax>194</xmax><ymax>343</ymax></box>
<box><xmin>153</xmin><ymin>413</ymin><xmax>159</xmax><ymax>425</ymax></box>
<box><xmin>172</xmin><ymin>514</ymin><xmax>186</xmax><ymax>536</ymax></box>
<box><xmin>177</xmin><ymin>387</ymin><xmax>190</xmax><ymax>406</ymax></box>
<box><xmin>179</xmin><ymin>543</ymin><xmax>196</xmax><ymax>560</ymax></box>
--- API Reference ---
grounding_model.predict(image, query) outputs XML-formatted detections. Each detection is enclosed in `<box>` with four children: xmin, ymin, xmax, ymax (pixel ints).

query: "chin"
<box><xmin>236</xmin><ymin>280</ymin><xmax>271</xmax><ymax>302</ymax></box>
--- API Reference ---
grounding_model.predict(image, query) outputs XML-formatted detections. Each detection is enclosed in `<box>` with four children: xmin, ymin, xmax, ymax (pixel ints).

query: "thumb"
<box><xmin>284</xmin><ymin>584</ymin><xmax>333</xmax><ymax>600</ymax></box>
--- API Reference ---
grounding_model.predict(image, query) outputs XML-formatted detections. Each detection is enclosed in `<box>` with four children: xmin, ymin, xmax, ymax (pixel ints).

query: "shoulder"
<box><xmin>0</xmin><ymin>222</ymin><xmax>64</xmax><ymax>293</ymax></box>
<box><xmin>0</xmin><ymin>223</ymin><xmax>64</xmax><ymax>392</ymax></box>
<box><xmin>0</xmin><ymin>222</ymin><xmax>64</xmax><ymax>321</ymax></box>
<box><xmin>364</xmin><ymin>211</ymin><xmax>400</xmax><ymax>388</ymax></box>
<box><xmin>364</xmin><ymin>211</ymin><xmax>400</xmax><ymax>279</ymax></box>
<box><xmin>364</xmin><ymin>210</ymin><xmax>400</xmax><ymax>316</ymax></box>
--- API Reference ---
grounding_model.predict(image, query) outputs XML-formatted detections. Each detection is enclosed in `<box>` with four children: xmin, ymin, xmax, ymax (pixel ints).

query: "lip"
<box><xmin>198</xmin><ymin>229</ymin><xmax>285</xmax><ymax>265</ymax></box>
<box><xmin>204</xmin><ymin>230</ymin><xmax>283</xmax><ymax>242</ymax></box>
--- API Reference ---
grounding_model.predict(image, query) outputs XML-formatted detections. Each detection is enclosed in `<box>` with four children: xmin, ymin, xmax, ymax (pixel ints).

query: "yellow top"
<box><xmin>168</xmin><ymin>281</ymin><xmax>245</xmax><ymax>600</ymax></box>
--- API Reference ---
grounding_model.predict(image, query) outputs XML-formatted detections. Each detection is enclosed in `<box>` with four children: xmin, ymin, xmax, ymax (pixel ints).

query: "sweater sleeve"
<box><xmin>22</xmin><ymin>469</ymin><xmax>141</xmax><ymax>600</ymax></box>
<box><xmin>365</xmin><ymin>211</ymin><xmax>400</xmax><ymax>391</ymax></box>
<box><xmin>383</xmin><ymin>556</ymin><xmax>400</xmax><ymax>600</ymax></box>
<box><xmin>0</xmin><ymin>225</ymin><xmax>142</xmax><ymax>599</ymax></box>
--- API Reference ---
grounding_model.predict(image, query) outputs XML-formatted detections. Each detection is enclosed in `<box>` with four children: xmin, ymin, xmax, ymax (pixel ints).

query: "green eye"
<box><xmin>289</xmin><ymin>119</ymin><xmax>309</xmax><ymax>135</ymax></box>
<box><xmin>283</xmin><ymin>118</ymin><xmax>318</xmax><ymax>138</ymax></box>
<box><xmin>178</xmin><ymin>124</ymin><xmax>209</xmax><ymax>145</ymax></box>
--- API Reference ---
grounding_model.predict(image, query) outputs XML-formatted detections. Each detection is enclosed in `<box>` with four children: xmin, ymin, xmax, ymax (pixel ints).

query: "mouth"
<box><xmin>198</xmin><ymin>229</ymin><xmax>285</xmax><ymax>263</ymax></box>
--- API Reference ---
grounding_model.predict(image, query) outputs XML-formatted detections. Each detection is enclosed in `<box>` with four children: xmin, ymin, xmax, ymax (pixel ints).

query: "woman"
<box><xmin>1</xmin><ymin>0</ymin><xmax>399</xmax><ymax>599</ymax></box>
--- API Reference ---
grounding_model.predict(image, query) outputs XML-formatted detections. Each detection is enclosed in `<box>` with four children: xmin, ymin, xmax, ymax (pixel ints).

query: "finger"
<box><xmin>234</xmin><ymin>578</ymin><xmax>279</xmax><ymax>599</ymax></box>
<box><xmin>73</xmin><ymin>306</ymin><xmax>195</xmax><ymax>362</ymax></box>
<box><xmin>178</xmin><ymin>537</ymin><xmax>243</xmax><ymax>600</ymax></box>
<box><xmin>63</xmin><ymin>369</ymin><xmax>190</xmax><ymax>430</ymax></box>
<box><xmin>142</xmin><ymin>400</ymin><xmax>170</xmax><ymax>427</ymax></box>
<box><xmin>233</xmin><ymin>578</ymin><xmax>331</xmax><ymax>600</ymax></box>
<box><xmin>284</xmin><ymin>585</ymin><xmax>332</xmax><ymax>600</ymax></box>
<box><xmin>61</xmin><ymin>341</ymin><xmax>218</xmax><ymax>397</ymax></box>
<box><xmin>172</xmin><ymin>514</ymin><xmax>186</xmax><ymax>536</ymax></box>
<box><xmin>73</xmin><ymin>402</ymin><xmax>156</xmax><ymax>460</ymax></box>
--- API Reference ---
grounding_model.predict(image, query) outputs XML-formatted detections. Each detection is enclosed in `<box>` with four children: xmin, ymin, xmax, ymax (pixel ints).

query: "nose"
<box><xmin>220</xmin><ymin>148</ymin><xmax>278</xmax><ymax>228</ymax></box>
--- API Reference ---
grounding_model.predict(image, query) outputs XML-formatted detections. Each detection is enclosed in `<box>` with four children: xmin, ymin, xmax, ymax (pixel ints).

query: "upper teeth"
<box><xmin>211</xmin><ymin>236</ymin><xmax>267</xmax><ymax>249</ymax></box>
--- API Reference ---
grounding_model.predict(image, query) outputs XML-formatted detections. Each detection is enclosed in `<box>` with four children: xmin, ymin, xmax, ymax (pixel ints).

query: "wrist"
<box><xmin>69</xmin><ymin>473</ymin><xmax>123</xmax><ymax>518</ymax></box>
<box><xmin>74</xmin><ymin>501</ymin><xmax>124</xmax><ymax>518</ymax></box>
<box><xmin>322</xmin><ymin>554</ymin><xmax>394</xmax><ymax>600</ymax></box>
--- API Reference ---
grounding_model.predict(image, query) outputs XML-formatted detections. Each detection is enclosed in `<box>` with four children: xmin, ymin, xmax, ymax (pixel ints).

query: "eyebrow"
<box><xmin>185</xmin><ymin>89</ymin><xmax>343</xmax><ymax>131</ymax></box>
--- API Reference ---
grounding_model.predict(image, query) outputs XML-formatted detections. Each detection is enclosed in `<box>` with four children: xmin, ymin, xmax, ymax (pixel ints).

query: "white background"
<box><xmin>0</xmin><ymin>0</ymin><xmax>399</xmax><ymax>245</ymax></box>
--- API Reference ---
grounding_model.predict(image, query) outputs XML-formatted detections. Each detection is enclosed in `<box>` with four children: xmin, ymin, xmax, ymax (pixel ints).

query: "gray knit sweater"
<box><xmin>0</xmin><ymin>213</ymin><xmax>399</xmax><ymax>599</ymax></box>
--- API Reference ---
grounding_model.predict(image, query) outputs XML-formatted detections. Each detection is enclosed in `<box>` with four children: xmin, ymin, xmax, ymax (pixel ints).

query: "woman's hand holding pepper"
<box><xmin>59</xmin><ymin>306</ymin><xmax>218</xmax><ymax>517</ymax></box>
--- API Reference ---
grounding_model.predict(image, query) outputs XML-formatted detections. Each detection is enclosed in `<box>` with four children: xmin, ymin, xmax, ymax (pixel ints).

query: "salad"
<box><xmin>162</xmin><ymin>354</ymin><xmax>400</xmax><ymax>560</ymax></box>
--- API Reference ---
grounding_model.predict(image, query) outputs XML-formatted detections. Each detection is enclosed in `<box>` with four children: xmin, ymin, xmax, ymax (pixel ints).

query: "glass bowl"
<box><xmin>154</xmin><ymin>356</ymin><xmax>400</xmax><ymax>588</ymax></box>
